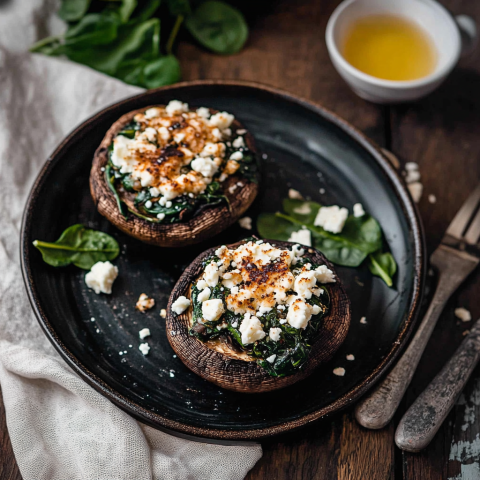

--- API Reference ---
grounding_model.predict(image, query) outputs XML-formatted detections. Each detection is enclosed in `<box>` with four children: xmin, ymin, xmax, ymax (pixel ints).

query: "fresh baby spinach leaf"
<box><xmin>185</xmin><ymin>1</ymin><xmax>248</xmax><ymax>54</ymax></box>
<box><xmin>257</xmin><ymin>198</ymin><xmax>397</xmax><ymax>287</ymax></box>
<box><xmin>64</xmin><ymin>12</ymin><xmax>121</xmax><ymax>48</ymax></box>
<box><xmin>33</xmin><ymin>224</ymin><xmax>119</xmax><ymax>270</ymax></box>
<box><xmin>58</xmin><ymin>0</ymin><xmax>91</xmax><ymax>22</ymax></box>
<box><xmin>368</xmin><ymin>251</ymin><xmax>397</xmax><ymax>287</ymax></box>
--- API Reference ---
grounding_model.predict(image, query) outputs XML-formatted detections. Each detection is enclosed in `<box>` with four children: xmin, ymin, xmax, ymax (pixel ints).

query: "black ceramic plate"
<box><xmin>21</xmin><ymin>81</ymin><xmax>425</xmax><ymax>442</ymax></box>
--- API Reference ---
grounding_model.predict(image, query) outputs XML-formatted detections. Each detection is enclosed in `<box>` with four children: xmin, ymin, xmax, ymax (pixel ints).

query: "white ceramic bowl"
<box><xmin>325</xmin><ymin>0</ymin><xmax>474</xmax><ymax>104</ymax></box>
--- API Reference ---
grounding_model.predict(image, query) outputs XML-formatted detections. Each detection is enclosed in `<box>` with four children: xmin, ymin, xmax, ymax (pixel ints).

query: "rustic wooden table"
<box><xmin>2</xmin><ymin>1</ymin><xmax>480</xmax><ymax>478</ymax></box>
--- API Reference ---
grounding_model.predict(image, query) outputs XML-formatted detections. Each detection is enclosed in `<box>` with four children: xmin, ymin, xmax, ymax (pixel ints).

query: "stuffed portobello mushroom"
<box><xmin>90</xmin><ymin>100</ymin><xmax>259</xmax><ymax>247</ymax></box>
<box><xmin>167</xmin><ymin>238</ymin><xmax>350</xmax><ymax>393</ymax></box>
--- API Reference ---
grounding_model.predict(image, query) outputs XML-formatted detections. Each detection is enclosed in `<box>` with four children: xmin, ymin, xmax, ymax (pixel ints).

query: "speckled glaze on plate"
<box><xmin>21</xmin><ymin>81</ymin><xmax>425</xmax><ymax>443</ymax></box>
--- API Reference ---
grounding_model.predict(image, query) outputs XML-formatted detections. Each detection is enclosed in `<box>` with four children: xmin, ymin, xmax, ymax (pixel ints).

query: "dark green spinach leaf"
<box><xmin>33</xmin><ymin>224</ymin><xmax>119</xmax><ymax>270</ymax></box>
<box><xmin>185</xmin><ymin>1</ymin><xmax>248</xmax><ymax>54</ymax></box>
<box><xmin>368</xmin><ymin>251</ymin><xmax>397</xmax><ymax>287</ymax></box>
<box><xmin>59</xmin><ymin>0</ymin><xmax>91</xmax><ymax>22</ymax></box>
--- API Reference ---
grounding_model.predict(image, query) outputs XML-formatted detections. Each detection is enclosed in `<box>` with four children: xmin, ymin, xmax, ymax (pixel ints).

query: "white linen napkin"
<box><xmin>0</xmin><ymin>1</ymin><xmax>262</xmax><ymax>479</ymax></box>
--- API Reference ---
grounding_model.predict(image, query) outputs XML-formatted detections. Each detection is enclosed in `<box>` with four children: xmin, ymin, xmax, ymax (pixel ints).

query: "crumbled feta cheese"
<box><xmin>200</xmin><ymin>142</ymin><xmax>225</xmax><ymax>158</ymax></box>
<box><xmin>286</xmin><ymin>297</ymin><xmax>317</xmax><ymax>329</ymax></box>
<box><xmin>85</xmin><ymin>261</ymin><xmax>118</xmax><ymax>295</ymax></box>
<box><xmin>294</xmin><ymin>270</ymin><xmax>317</xmax><ymax>299</ymax></box>
<box><xmin>157</xmin><ymin>213</ymin><xmax>165</xmax><ymax>220</ymax></box>
<box><xmin>353</xmin><ymin>203</ymin><xmax>365</xmax><ymax>217</ymax></box>
<box><xmin>405</xmin><ymin>162</ymin><xmax>419</xmax><ymax>171</ymax></box>
<box><xmin>293</xmin><ymin>203</ymin><xmax>312</xmax><ymax>215</ymax></box>
<box><xmin>405</xmin><ymin>169</ymin><xmax>421</xmax><ymax>184</ymax></box>
<box><xmin>197</xmin><ymin>279</ymin><xmax>208</xmax><ymax>290</ymax></box>
<box><xmin>314</xmin><ymin>205</ymin><xmax>348</xmax><ymax>233</ymax></box>
<box><xmin>346</xmin><ymin>354</ymin><xmax>355</xmax><ymax>361</ymax></box>
<box><xmin>238</xmin><ymin>217</ymin><xmax>252</xmax><ymax>230</ymax></box>
<box><xmin>408</xmin><ymin>182</ymin><xmax>423</xmax><ymax>203</ymax></box>
<box><xmin>360</xmin><ymin>316</ymin><xmax>367</xmax><ymax>324</ymax></box>
<box><xmin>173</xmin><ymin>132</ymin><xmax>185</xmax><ymax>143</ymax></box>
<box><xmin>231</xmin><ymin>321</ymin><xmax>238</xmax><ymax>328</ymax></box>
<box><xmin>237</xmin><ymin>129</ymin><xmax>246</xmax><ymax>135</ymax></box>
<box><xmin>136</xmin><ymin>293</ymin><xmax>155</xmax><ymax>312</ymax></box>
<box><xmin>171</xmin><ymin>296</ymin><xmax>190</xmax><ymax>315</ymax></box>
<box><xmin>160</xmin><ymin>309</ymin><xmax>167</xmax><ymax>318</ymax></box>
<box><xmin>145</xmin><ymin>200</ymin><xmax>152</xmax><ymax>208</ymax></box>
<box><xmin>319</xmin><ymin>188</ymin><xmax>325</xmax><ymax>194</ymax></box>
<box><xmin>428</xmin><ymin>194</ymin><xmax>437</xmax><ymax>204</ymax></box>
<box><xmin>197</xmin><ymin>287</ymin><xmax>211</xmax><ymax>303</ymax></box>
<box><xmin>269</xmin><ymin>327</ymin><xmax>282</xmax><ymax>342</ymax></box>
<box><xmin>288</xmin><ymin>189</ymin><xmax>303</xmax><ymax>200</ymax></box>
<box><xmin>139</xmin><ymin>343</ymin><xmax>150</xmax><ymax>355</ymax></box>
<box><xmin>202</xmin><ymin>299</ymin><xmax>225</xmax><ymax>322</ymax></box>
<box><xmin>165</xmin><ymin>201</ymin><xmax>172</xmax><ymax>208</ymax></box>
<box><xmin>209</xmin><ymin>112</ymin><xmax>234</xmax><ymax>130</ymax></box>
<box><xmin>232</xmin><ymin>136</ymin><xmax>245</xmax><ymax>148</ymax></box>
<box><xmin>111</xmin><ymin>135</ymin><xmax>136</xmax><ymax>174</ymax></box>
<box><xmin>239</xmin><ymin>313</ymin><xmax>266</xmax><ymax>344</ymax></box>
<box><xmin>191</xmin><ymin>157</ymin><xmax>219</xmax><ymax>177</ymax></box>
<box><xmin>333</xmin><ymin>367</ymin><xmax>345</xmax><ymax>376</ymax></box>
<box><xmin>196</xmin><ymin>107</ymin><xmax>210</xmax><ymax>118</ymax></box>
<box><xmin>266</xmin><ymin>354</ymin><xmax>276</xmax><ymax>363</ymax></box>
<box><xmin>229</xmin><ymin>184</ymin><xmax>238</xmax><ymax>194</ymax></box>
<box><xmin>204</xmin><ymin>262</ymin><xmax>220</xmax><ymax>287</ymax></box>
<box><xmin>144</xmin><ymin>107</ymin><xmax>161</xmax><ymax>119</ymax></box>
<box><xmin>139</xmin><ymin>328</ymin><xmax>151</xmax><ymax>340</ymax></box>
<box><xmin>165</xmin><ymin>100</ymin><xmax>188</xmax><ymax>116</ymax></box>
<box><xmin>288</xmin><ymin>229</ymin><xmax>311</xmax><ymax>247</ymax></box>
<box><xmin>229</xmin><ymin>151</ymin><xmax>243</xmax><ymax>161</ymax></box>
<box><xmin>455</xmin><ymin>307</ymin><xmax>471</xmax><ymax>322</ymax></box>
<box><xmin>158</xmin><ymin>126</ymin><xmax>170</xmax><ymax>142</ymax></box>
<box><xmin>314</xmin><ymin>265</ymin><xmax>336</xmax><ymax>283</ymax></box>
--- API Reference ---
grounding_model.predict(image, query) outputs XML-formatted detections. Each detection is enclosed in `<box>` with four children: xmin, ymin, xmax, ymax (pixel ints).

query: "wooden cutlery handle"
<box><xmin>355</xmin><ymin>270</ymin><xmax>462</xmax><ymax>429</ymax></box>
<box><xmin>395</xmin><ymin>320</ymin><xmax>480</xmax><ymax>452</ymax></box>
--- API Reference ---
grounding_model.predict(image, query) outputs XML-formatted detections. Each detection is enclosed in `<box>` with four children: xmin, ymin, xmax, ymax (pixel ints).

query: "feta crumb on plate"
<box><xmin>171</xmin><ymin>296</ymin><xmax>190</xmax><ymax>315</ymax></box>
<box><xmin>288</xmin><ymin>228</ymin><xmax>311</xmax><ymax>247</ymax></box>
<box><xmin>139</xmin><ymin>328</ymin><xmax>151</xmax><ymax>340</ymax></box>
<box><xmin>160</xmin><ymin>309</ymin><xmax>167</xmax><ymax>318</ymax></box>
<box><xmin>346</xmin><ymin>354</ymin><xmax>355</xmax><ymax>361</ymax></box>
<box><xmin>314</xmin><ymin>205</ymin><xmax>348</xmax><ymax>234</ymax></box>
<box><xmin>288</xmin><ymin>188</ymin><xmax>303</xmax><ymax>200</ymax></box>
<box><xmin>455</xmin><ymin>307</ymin><xmax>471</xmax><ymax>322</ymax></box>
<box><xmin>333</xmin><ymin>367</ymin><xmax>345</xmax><ymax>377</ymax></box>
<box><xmin>353</xmin><ymin>203</ymin><xmax>365</xmax><ymax>217</ymax></box>
<box><xmin>238</xmin><ymin>216</ymin><xmax>252</xmax><ymax>230</ymax></box>
<box><xmin>428</xmin><ymin>194</ymin><xmax>436</xmax><ymax>204</ymax></box>
<box><xmin>136</xmin><ymin>293</ymin><xmax>155</xmax><ymax>312</ymax></box>
<box><xmin>293</xmin><ymin>203</ymin><xmax>312</xmax><ymax>215</ymax></box>
<box><xmin>139</xmin><ymin>343</ymin><xmax>150</xmax><ymax>355</ymax></box>
<box><xmin>408</xmin><ymin>182</ymin><xmax>423</xmax><ymax>203</ymax></box>
<box><xmin>85</xmin><ymin>261</ymin><xmax>118</xmax><ymax>294</ymax></box>
<box><xmin>360</xmin><ymin>316</ymin><xmax>367</xmax><ymax>324</ymax></box>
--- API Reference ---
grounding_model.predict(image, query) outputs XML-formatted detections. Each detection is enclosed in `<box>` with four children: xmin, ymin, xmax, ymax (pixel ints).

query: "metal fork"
<box><xmin>355</xmin><ymin>185</ymin><xmax>480</xmax><ymax>430</ymax></box>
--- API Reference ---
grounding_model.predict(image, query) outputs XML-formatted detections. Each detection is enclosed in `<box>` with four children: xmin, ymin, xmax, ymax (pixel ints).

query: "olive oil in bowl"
<box><xmin>342</xmin><ymin>15</ymin><xmax>438</xmax><ymax>81</ymax></box>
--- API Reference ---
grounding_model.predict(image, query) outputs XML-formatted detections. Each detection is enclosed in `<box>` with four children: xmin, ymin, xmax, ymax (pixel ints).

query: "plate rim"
<box><xmin>20</xmin><ymin>79</ymin><xmax>426</xmax><ymax>442</ymax></box>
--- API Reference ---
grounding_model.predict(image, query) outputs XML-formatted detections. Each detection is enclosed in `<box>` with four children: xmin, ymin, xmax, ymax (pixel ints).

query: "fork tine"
<box><xmin>446</xmin><ymin>185</ymin><xmax>480</xmax><ymax>239</ymax></box>
<box><xmin>464</xmin><ymin>207</ymin><xmax>480</xmax><ymax>244</ymax></box>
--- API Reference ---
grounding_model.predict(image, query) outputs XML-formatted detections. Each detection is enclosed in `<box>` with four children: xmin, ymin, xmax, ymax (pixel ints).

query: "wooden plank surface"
<box><xmin>2</xmin><ymin>0</ymin><xmax>480</xmax><ymax>479</ymax></box>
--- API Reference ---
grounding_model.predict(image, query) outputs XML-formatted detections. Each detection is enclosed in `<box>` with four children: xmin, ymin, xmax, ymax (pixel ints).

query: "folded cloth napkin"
<box><xmin>0</xmin><ymin>1</ymin><xmax>262</xmax><ymax>479</ymax></box>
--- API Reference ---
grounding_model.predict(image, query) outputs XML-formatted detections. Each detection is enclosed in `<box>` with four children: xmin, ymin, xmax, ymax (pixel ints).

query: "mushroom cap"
<box><xmin>167</xmin><ymin>239</ymin><xmax>351</xmax><ymax>393</ymax></box>
<box><xmin>90</xmin><ymin>106</ymin><xmax>259</xmax><ymax>247</ymax></box>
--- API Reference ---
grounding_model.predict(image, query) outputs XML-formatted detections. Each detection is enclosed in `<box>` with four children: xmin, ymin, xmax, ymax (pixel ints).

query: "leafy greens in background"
<box><xmin>33</xmin><ymin>224</ymin><xmax>119</xmax><ymax>270</ymax></box>
<box><xmin>257</xmin><ymin>199</ymin><xmax>397</xmax><ymax>287</ymax></box>
<box><xmin>30</xmin><ymin>0</ymin><xmax>248</xmax><ymax>89</ymax></box>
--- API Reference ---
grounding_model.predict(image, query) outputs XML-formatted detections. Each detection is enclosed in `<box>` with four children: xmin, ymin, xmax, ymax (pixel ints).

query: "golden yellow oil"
<box><xmin>342</xmin><ymin>15</ymin><xmax>437</xmax><ymax>81</ymax></box>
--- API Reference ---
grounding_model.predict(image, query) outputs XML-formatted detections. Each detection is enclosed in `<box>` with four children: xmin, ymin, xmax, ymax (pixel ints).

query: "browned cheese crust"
<box><xmin>166</xmin><ymin>240</ymin><xmax>351</xmax><ymax>393</ymax></box>
<box><xmin>90</xmin><ymin>105</ymin><xmax>259</xmax><ymax>247</ymax></box>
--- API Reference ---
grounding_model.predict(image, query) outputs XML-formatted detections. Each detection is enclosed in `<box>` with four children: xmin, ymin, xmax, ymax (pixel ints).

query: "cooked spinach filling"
<box><xmin>105</xmin><ymin>121</ymin><xmax>259</xmax><ymax>224</ymax></box>
<box><xmin>189</xmin><ymin>255</ymin><xmax>331</xmax><ymax>378</ymax></box>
